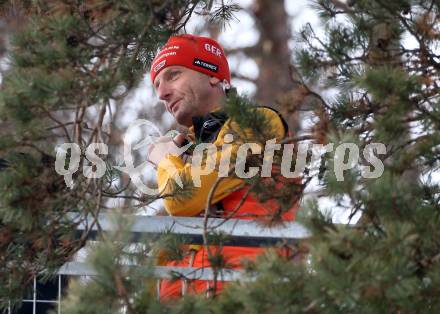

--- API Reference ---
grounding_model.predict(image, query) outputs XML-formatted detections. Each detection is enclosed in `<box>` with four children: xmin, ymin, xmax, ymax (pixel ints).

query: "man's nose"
<box><xmin>157</xmin><ymin>82</ymin><xmax>172</xmax><ymax>101</ymax></box>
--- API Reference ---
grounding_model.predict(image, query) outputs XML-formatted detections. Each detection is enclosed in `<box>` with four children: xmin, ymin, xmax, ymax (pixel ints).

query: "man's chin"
<box><xmin>174</xmin><ymin>112</ymin><xmax>192</xmax><ymax>127</ymax></box>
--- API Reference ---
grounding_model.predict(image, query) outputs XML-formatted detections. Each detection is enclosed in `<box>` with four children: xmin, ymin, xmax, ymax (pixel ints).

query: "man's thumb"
<box><xmin>173</xmin><ymin>133</ymin><xmax>186</xmax><ymax>147</ymax></box>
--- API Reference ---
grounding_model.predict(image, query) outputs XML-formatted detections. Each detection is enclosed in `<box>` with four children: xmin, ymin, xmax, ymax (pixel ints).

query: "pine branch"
<box><xmin>329</xmin><ymin>0</ymin><xmax>355</xmax><ymax>15</ymax></box>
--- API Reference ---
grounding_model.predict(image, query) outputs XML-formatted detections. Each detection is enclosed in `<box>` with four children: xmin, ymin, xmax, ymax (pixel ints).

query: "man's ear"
<box><xmin>209</xmin><ymin>76</ymin><xmax>221</xmax><ymax>86</ymax></box>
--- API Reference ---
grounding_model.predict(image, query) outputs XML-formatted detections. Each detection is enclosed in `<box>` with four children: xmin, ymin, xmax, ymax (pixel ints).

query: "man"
<box><xmin>148</xmin><ymin>34</ymin><xmax>299</xmax><ymax>300</ymax></box>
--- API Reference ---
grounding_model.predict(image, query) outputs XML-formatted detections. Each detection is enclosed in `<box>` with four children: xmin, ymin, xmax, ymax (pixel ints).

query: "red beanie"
<box><xmin>150</xmin><ymin>34</ymin><xmax>230</xmax><ymax>85</ymax></box>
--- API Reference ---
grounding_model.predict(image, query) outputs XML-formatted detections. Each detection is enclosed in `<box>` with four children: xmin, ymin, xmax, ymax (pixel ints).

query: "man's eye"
<box><xmin>170</xmin><ymin>71</ymin><xmax>180</xmax><ymax>79</ymax></box>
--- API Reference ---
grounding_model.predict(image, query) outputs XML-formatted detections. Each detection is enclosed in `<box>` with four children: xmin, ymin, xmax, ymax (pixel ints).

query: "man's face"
<box><xmin>153</xmin><ymin>65</ymin><xmax>218</xmax><ymax>127</ymax></box>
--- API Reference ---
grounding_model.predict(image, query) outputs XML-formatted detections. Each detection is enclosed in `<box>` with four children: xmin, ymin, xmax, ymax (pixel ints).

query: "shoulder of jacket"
<box><xmin>254</xmin><ymin>106</ymin><xmax>289</xmax><ymax>136</ymax></box>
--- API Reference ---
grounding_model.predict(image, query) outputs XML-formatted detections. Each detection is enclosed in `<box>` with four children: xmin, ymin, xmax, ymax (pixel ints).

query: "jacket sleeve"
<box><xmin>156</xmin><ymin>107</ymin><xmax>286</xmax><ymax>217</ymax></box>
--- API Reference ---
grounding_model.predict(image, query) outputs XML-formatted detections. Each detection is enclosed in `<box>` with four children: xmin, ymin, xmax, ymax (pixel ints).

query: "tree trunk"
<box><xmin>253</xmin><ymin>0</ymin><xmax>301</xmax><ymax>132</ymax></box>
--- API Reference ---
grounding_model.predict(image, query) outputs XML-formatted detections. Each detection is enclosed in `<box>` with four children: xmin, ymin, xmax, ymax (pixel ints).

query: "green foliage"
<box><xmin>0</xmin><ymin>0</ymin><xmax>212</xmax><ymax>310</ymax></box>
<box><xmin>288</xmin><ymin>0</ymin><xmax>440</xmax><ymax>311</ymax></box>
<box><xmin>167</xmin><ymin>169</ymin><xmax>196</xmax><ymax>202</ymax></box>
<box><xmin>153</xmin><ymin>230</ymin><xmax>187</xmax><ymax>263</ymax></box>
<box><xmin>59</xmin><ymin>216</ymin><xmax>161</xmax><ymax>314</ymax></box>
<box><xmin>224</xmin><ymin>89</ymin><xmax>280</xmax><ymax>143</ymax></box>
<box><xmin>213</xmin><ymin>251</ymin><xmax>310</xmax><ymax>314</ymax></box>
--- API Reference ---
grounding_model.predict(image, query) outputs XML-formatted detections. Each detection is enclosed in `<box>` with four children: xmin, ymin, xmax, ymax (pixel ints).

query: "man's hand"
<box><xmin>147</xmin><ymin>133</ymin><xmax>187</xmax><ymax>167</ymax></box>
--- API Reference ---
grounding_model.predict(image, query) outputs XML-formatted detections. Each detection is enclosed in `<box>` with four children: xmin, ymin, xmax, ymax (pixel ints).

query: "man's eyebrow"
<box><xmin>159</xmin><ymin>69</ymin><xmax>172</xmax><ymax>80</ymax></box>
<box><xmin>165</xmin><ymin>68</ymin><xmax>178</xmax><ymax>75</ymax></box>
<box><xmin>154</xmin><ymin>68</ymin><xmax>178</xmax><ymax>88</ymax></box>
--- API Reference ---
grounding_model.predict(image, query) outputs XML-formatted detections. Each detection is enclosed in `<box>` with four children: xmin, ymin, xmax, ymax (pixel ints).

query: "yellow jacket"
<box><xmin>156</xmin><ymin>107</ymin><xmax>287</xmax><ymax>217</ymax></box>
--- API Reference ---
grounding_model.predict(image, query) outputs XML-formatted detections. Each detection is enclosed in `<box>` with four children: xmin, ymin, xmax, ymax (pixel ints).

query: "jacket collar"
<box><xmin>190</xmin><ymin>110</ymin><xmax>229</xmax><ymax>143</ymax></box>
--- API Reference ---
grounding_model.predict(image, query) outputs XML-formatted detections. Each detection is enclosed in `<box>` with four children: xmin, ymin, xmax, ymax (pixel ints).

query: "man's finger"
<box><xmin>172</xmin><ymin>133</ymin><xmax>186</xmax><ymax>147</ymax></box>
